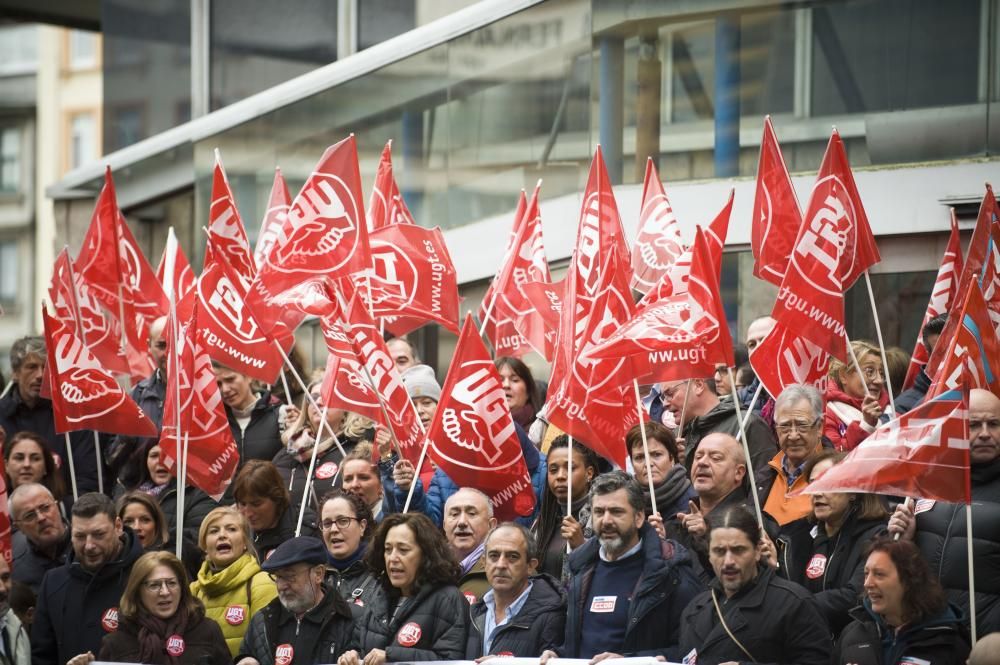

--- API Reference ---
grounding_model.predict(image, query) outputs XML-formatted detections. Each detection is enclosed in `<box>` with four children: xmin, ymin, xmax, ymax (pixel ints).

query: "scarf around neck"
<box><xmin>642</xmin><ymin>464</ymin><xmax>692</xmax><ymax>515</ymax></box>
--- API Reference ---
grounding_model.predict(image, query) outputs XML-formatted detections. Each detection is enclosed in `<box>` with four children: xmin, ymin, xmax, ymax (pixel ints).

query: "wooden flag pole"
<box><xmin>728</xmin><ymin>367</ymin><xmax>765</xmax><ymax>529</ymax></box>
<box><xmin>296</xmin><ymin>405</ymin><xmax>328</xmax><ymax>536</ymax></box>
<box><xmin>845</xmin><ymin>336</ymin><xmax>873</xmax><ymax>398</ymax></box>
<box><xmin>863</xmin><ymin>270</ymin><xmax>896</xmax><ymax>408</ymax></box>
<box><xmin>63</xmin><ymin>433</ymin><xmax>79</xmax><ymax>501</ymax></box>
<box><xmin>632</xmin><ymin>379</ymin><xmax>658</xmax><ymax>516</ymax></box>
<box><xmin>735</xmin><ymin>382</ymin><xmax>765</xmax><ymax>441</ymax></box>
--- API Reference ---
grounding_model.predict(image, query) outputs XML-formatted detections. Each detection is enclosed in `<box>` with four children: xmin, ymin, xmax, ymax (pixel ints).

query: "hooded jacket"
<box><xmin>465</xmin><ymin>573</ymin><xmax>566</xmax><ymax>658</ymax></box>
<box><xmin>558</xmin><ymin>523</ymin><xmax>704</xmax><ymax>660</ymax></box>
<box><xmin>189</xmin><ymin>552</ymin><xmax>278</xmax><ymax>657</ymax></box>
<box><xmin>31</xmin><ymin>527</ymin><xmax>145</xmax><ymax>665</ymax></box>
<box><xmin>682</xmin><ymin>398</ymin><xmax>777</xmax><ymax>475</ymax></box>
<box><xmin>835</xmin><ymin>601</ymin><xmax>971</xmax><ymax>665</ymax></box>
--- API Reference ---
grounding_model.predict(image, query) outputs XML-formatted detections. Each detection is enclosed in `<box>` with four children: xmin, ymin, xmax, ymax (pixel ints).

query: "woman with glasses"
<box><xmin>338</xmin><ymin>513</ymin><xmax>468</xmax><ymax>665</ymax></box>
<box><xmin>99</xmin><ymin>551</ymin><xmax>230</xmax><ymax>664</ymax></box>
<box><xmin>190</xmin><ymin>506</ymin><xmax>277</xmax><ymax>658</ymax></box>
<box><xmin>233</xmin><ymin>460</ymin><xmax>319</xmax><ymax>560</ymax></box>
<box><xmin>117</xmin><ymin>492</ymin><xmax>202</xmax><ymax>579</ymax></box>
<box><xmin>779</xmin><ymin>451</ymin><xmax>888</xmax><ymax>636</ymax></box>
<box><xmin>824</xmin><ymin>340</ymin><xmax>890</xmax><ymax>451</ymax></box>
<box><xmin>319</xmin><ymin>489</ymin><xmax>381</xmax><ymax>607</ymax></box>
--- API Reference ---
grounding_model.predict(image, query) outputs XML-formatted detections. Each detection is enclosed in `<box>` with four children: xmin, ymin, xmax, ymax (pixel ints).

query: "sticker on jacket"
<box><xmin>166</xmin><ymin>635</ymin><xmax>185</xmax><ymax>656</ymax></box>
<box><xmin>101</xmin><ymin>607</ymin><xmax>119</xmax><ymax>632</ymax></box>
<box><xmin>225</xmin><ymin>605</ymin><xmax>246</xmax><ymax>625</ymax></box>
<box><xmin>397</xmin><ymin>622</ymin><xmax>422</xmax><ymax>646</ymax></box>
<box><xmin>276</xmin><ymin>644</ymin><xmax>294</xmax><ymax>665</ymax></box>
<box><xmin>899</xmin><ymin>658</ymin><xmax>931</xmax><ymax>665</ymax></box>
<box><xmin>914</xmin><ymin>499</ymin><xmax>936</xmax><ymax>514</ymax></box>
<box><xmin>805</xmin><ymin>553</ymin><xmax>828</xmax><ymax>579</ymax></box>
<box><xmin>682</xmin><ymin>648</ymin><xmax>697</xmax><ymax>664</ymax></box>
<box><xmin>463</xmin><ymin>592</ymin><xmax>478</xmax><ymax>604</ymax></box>
<box><xmin>316</xmin><ymin>462</ymin><xmax>339</xmax><ymax>479</ymax></box>
<box><xmin>590</xmin><ymin>595</ymin><xmax>617</xmax><ymax>613</ymax></box>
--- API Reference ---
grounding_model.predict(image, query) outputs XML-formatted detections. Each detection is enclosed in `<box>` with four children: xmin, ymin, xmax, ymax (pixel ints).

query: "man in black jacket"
<box><xmin>214</xmin><ymin>362</ymin><xmax>283</xmax><ymax>465</ymax></box>
<box><xmin>467</xmin><ymin>523</ymin><xmax>565</xmax><ymax>659</ymax></box>
<box><xmin>237</xmin><ymin>536</ymin><xmax>354</xmax><ymax>665</ymax></box>
<box><xmin>541</xmin><ymin>472</ymin><xmax>704</xmax><ymax>662</ymax></box>
<box><xmin>9</xmin><ymin>483</ymin><xmax>71</xmax><ymax>592</ymax></box>
<box><xmin>0</xmin><ymin>336</ymin><xmax>98</xmax><ymax>495</ymax></box>
<box><xmin>888</xmin><ymin>387</ymin><xmax>1000</xmax><ymax>636</ymax></box>
<box><xmin>31</xmin><ymin>492</ymin><xmax>145</xmax><ymax>665</ymax></box>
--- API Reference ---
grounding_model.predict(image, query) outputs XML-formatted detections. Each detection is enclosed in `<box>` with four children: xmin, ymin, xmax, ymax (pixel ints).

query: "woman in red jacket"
<box><xmin>824</xmin><ymin>340</ymin><xmax>890</xmax><ymax>451</ymax></box>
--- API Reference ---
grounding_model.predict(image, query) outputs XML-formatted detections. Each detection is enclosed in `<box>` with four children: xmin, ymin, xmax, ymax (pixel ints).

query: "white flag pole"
<box><xmin>863</xmin><ymin>270</ymin><xmax>895</xmax><ymax>407</ymax></box>
<box><xmin>632</xmin><ymin>379</ymin><xmax>657</xmax><ymax>516</ymax></box>
<box><xmin>566</xmin><ymin>434</ymin><xmax>574</xmax><ymax>555</ymax></box>
<box><xmin>728</xmin><ymin>367</ymin><xmax>765</xmax><ymax>529</ymax></box>
<box><xmin>296</xmin><ymin>405</ymin><xmax>328</xmax><ymax>536</ymax></box>
<box><xmin>63</xmin><ymin>433</ymin><xmax>79</xmax><ymax>501</ymax></box>
<box><xmin>967</xmin><ymin>502</ymin><xmax>978</xmax><ymax>643</ymax></box>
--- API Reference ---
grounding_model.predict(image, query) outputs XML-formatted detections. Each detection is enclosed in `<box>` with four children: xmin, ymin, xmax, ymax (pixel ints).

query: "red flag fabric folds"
<box><xmin>254</xmin><ymin>167</ymin><xmax>291</xmax><ymax>269</ymax></box>
<box><xmin>368</xmin><ymin>140</ymin><xmax>416</xmax><ymax>230</ymax></box>
<box><xmin>426</xmin><ymin>315</ymin><xmax>536</xmax><ymax>520</ymax></box>
<box><xmin>209</xmin><ymin>152</ymin><xmax>257</xmax><ymax>280</ymax></box>
<box><xmin>925</xmin><ymin>281</ymin><xmax>1000</xmax><ymax>398</ymax></box>
<box><xmin>156</xmin><ymin>231</ymin><xmax>196</xmax><ymax>302</ymax></box>
<box><xmin>479</xmin><ymin>191</ymin><xmax>528</xmax><ymax>354</ymax></box>
<box><xmin>749</xmin><ymin>321</ymin><xmax>829</xmax><ymax>400</ymax></box>
<box><xmin>751</xmin><ymin>116</ymin><xmax>802</xmax><ymax>287</ymax></box>
<box><xmin>630</xmin><ymin>158</ymin><xmax>684</xmax><ymax>294</ymax></box>
<box><xmin>42</xmin><ymin>309</ymin><xmax>157</xmax><ymax>437</ymax></box>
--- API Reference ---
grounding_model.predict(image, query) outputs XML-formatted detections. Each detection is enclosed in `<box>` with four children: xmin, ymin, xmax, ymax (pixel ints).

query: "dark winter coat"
<box><xmin>227</xmin><ymin>394</ymin><xmax>284</xmax><ymax>465</ymax></box>
<box><xmin>252</xmin><ymin>504</ymin><xmax>319</xmax><ymax>560</ymax></box>
<box><xmin>31</xmin><ymin>528</ymin><xmax>145</xmax><ymax>665</ymax></box>
<box><xmin>351</xmin><ymin>583</ymin><xmax>469</xmax><ymax>661</ymax></box>
<box><xmin>99</xmin><ymin>612</ymin><xmax>231</xmax><ymax>664</ymax></box>
<box><xmin>834</xmin><ymin>601</ymin><xmax>971</xmax><ymax>665</ymax></box>
<box><xmin>237</xmin><ymin>585</ymin><xmax>356</xmax><ymax>665</ymax></box>
<box><xmin>10</xmin><ymin>527</ymin><xmax>70</xmax><ymax>593</ymax></box>
<box><xmin>894</xmin><ymin>367</ymin><xmax>931</xmax><ymax>416</ymax></box>
<box><xmin>780</xmin><ymin>511</ymin><xmax>887</xmax><ymax>635</ymax></box>
<box><xmin>325</xmin><ymin>556</ymin><xmax>382</xmax><ymax>608</ymax></box>
<box><xmin>272</xmin><ymin>441</ymin><xmax>345</xmax><ymax>517</ymax></box>
<box><xmin>911</xmin><ymin>457</ymin><xmax>1000</xmax><ymax>635</ymax></box>
<box><xmin>0</xmin><ymin>389</ymin><xmax>99</xmax><ymax>495</ymax></box>
<box><xmin>465</xmin><ymin>573</ymin><xmax>566</xmax><ymax>658</ymax></box>
<box><xmin>558</xmin><ymin>523</ymin><xmax>704</xmax><ymax>660</ymax></box>
<box><xmin>108</xmin><ymin>370</ymin><xmax>166</xmax><ymax>473</ymax></box>
<box><xmin>682</xmin><ymin>398</ymin><xmax>777</xmax><ymax>475</ymax></box>
<box><xmin>679</xmin><ymin>566</ymin><xmax>831</xmax><ymax>665</ymax></box>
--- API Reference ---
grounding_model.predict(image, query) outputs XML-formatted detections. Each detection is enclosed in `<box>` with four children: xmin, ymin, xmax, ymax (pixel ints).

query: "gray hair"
<box><xmin>10</xmin><ymin>336</ymin><xmax>45</xmax><ymax>372</ymax></box>
<box><xmin>774</xmin><ymin>384</ymin><xmax>824</xmax><ymax>421</ymax></box>
<box><xmin>485</xmin><ymin>522</ymin><xmax>538</xmax><ymax>561</ymax></box>
<box><xmin>589</xmin><ymin>470</ymin><xmax>644</xmax><ymax>514</ymax></box>
<box><xmin>9</xmin><ymin>482</ymin><xmax>55</xmax><ymax>520</ymax></box>
<box><xmin>446</xmin><ymin>486</ymin><xmax>494</xmax><ymax>518</ymax></box>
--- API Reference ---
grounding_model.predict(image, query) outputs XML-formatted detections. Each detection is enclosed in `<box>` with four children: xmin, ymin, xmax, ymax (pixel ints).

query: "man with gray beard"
<box><xmin>540</xmin><ymin>472</ymin><xmax>703</xmax><ymax>663</ymax></box>
<box><xmin>237</xmin><ymin>537</ymin><xmax>355</xmax><ymax>665</ymax></box>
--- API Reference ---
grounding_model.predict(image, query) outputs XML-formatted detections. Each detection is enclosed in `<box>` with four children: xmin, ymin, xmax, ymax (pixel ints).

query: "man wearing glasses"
<box><xmin>237</xmin><ymin>536</ymin><xmax>355</xmax><ymax>665</ymax></box>
<box><xmin>31</xmin><ymin>493</ymin><xmax>144</xmax><ymax>665</ymax></box>
<box><xmin>9</xmin><ymin>484</ymin><xmax>70</xmax><ymax>592</ymax></box>
<box><xmin>755</xmin><ymin>384</ymin><xmax>828</xmax><ymax>526</ymax></box>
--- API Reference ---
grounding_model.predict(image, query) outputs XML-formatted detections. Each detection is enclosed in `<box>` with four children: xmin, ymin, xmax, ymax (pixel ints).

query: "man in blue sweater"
<box><xmin>541</xmin><ymin>471</ymin><xmax>704</xmax><ymax>662</ymax></box>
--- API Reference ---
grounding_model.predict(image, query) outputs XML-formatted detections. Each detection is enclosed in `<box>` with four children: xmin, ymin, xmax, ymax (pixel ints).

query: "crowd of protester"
<box><xmin>0</xmin><ymin>313</ymin><xmax>996</xmax><ymax>665</ymax></box>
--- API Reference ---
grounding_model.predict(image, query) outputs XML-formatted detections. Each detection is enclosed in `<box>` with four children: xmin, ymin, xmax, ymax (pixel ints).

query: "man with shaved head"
<box><xmin>888</xmin><ymin>388</ymin><xmax>1000</xmax><ymax>636</ymax></box>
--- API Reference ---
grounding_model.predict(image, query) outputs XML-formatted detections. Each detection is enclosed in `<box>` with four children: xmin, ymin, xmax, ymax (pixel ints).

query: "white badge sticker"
<box><xmin>590</xmin><ymin>595</ymin><xmax>617</xmax><ymax>613</ymax></box>
<box><xmin>914</xmin><ymin>499</ymin><xmax>936</xmax><ymax>515</ymax></box>
<box><xmin>682</xmin><ymin>648</ymin><xmax>698</xmax><ymax>665</ymax></box>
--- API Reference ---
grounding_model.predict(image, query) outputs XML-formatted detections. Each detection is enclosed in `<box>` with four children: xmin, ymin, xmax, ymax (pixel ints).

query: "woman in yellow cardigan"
<box><xmin>189</xmin><ymin>506</ymin><xmax>277</xmax><ymax>657</ymax></box>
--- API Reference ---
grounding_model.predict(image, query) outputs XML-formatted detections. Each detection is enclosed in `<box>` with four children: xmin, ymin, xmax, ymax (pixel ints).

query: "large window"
<box><xmin>0</xmin><ymin>240</ymin><xmax>17</xmax><ymax>308</ymax></box>
<box><xmin>0</xmin><ymin>25</ymin><xmax>38</xmax><ymax>76</ymax></box>
<box><xmin>69</xmin><ymin>113</ymin><xmax>98</xmax><ymax>171</ymax></box>
<box><xmin>0</xmin><ymin>128</ymin><xmax>21</xmax><ymax>194</ymax></box>
<box><xmin>68</xmin><ymin>30</ymin><xmax>99</xmax><ymax>70</ymax></box>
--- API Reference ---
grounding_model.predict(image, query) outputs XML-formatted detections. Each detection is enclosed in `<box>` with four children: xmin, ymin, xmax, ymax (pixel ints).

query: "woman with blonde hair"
<box><xmin>824</xmin><ymin>340</ymin><xmax>891</xmax><ymax>451</ymax></box>
<box><xmin>189</xmin><ymin>506</ymin><xmax>277</xmax><ymax>657</ymax></box>
<box><xmin>99</xmin><ymin>551</ymin><xmax>229</xmax><ymax>663</ymax></box>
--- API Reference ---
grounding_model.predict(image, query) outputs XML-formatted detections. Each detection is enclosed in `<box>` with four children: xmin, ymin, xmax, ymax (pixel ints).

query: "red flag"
<box><xmin>320</xmin><ymin>354</ymin><xmax>384</xmax><ymax>423</ymax></box>
<box><xmin>156</xmin><ymin>231</ymin><xmax>196</xmax><ymax>302</ymax></box>
<box><xmin>254</xmin><ymin>167</ymin><xmax>291</xmax><ymax>269</ymax></box>
<box><xmin>749</xmin><ymin>321</ymin><xmax>829</xmax><ymax>400</ymax></box>
<box><xmin>481</xmin><ymin>185</ymin><xmax>552</xmax><ymax>358</ymax></box>
<box><xmin>355</xmin><ymin>224</ymin><xmax>461</xmax><ymax>333</ymax></box>
<box><xmin>42</xmin><ymin>309</ymin><xmax>157</xmax><ymax>437</ymax></box>
<box><xmin>368</xmin><ymin>140</ymin><xmax>415</xmax><ymax>230</ymax></box>
<box><xmin>545</xmin><ymin>148</ymin><xmax>642</xmax><ymax>468</ymax></box>
<box><xmin>925</xmin><ymin>281</ymin><xmax>1000</xmax><ymax>398</ymax></box>
<box><xmin>426</xmin><ymin>315</ymin><xmax>536</xmax><ymax>520</ymax></box>
<box><xmin>247</xmin><ymin>136</ymin><xmax>372</xmax><ymax>330</ymax></box>
<box><xmin>209</xmin><ymin>151</ymin><xmax>256</xmax><ymax>280</ymax></box>
<box><xmin>196</xmin><ymin>244</ymin><xmax>289</xmax><ymax>383</ymax></box>
<box><xmin>346</xmin><ymin>295</ymin><xmax>424</xmax><ymax>465</ymax></box>
<box><xmin>159</xmin><ymin>305</ymin><xmax>239</xmax><ymax>499</ymax></box>
<box><xmin>803</xmin><ymin>386</ymin><xmax>970</xmax><ymax>503</ymax></box>
<box><xmin>585</xmin><ymin>226</ymin><xmax>733</xmax><ymax>383</ymax></box>
<box><xmin>751</xmin><ymin>116</ymin><xmax>802</xmax><ymax>287</ymax></box>
<box><xmin>49</xmin><ymin>249</ymin><xmax>129</xmax><ymax>375</ymax></box>
<box><xmin>630</xmin><ymin>158</ymin><xmax>685</xmax><ymax>294</ymax></box>
<box><xmin>518</xmin><ymin>277</ymin><xmax>564</xmax><ymax>361</ymax></box>
<box><xmin>479</xmin><ymin>191</ymin><xmax>528</xmax><ymax>352</ymax></box>
<box><xmin>903</xmin><ymin>212</ymin><xmax>963</xmax><ymax>390</ymax></box>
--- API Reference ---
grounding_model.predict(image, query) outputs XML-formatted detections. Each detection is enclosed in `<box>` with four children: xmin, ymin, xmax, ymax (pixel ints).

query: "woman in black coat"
<box><xmin>99</xmin><ymin>551</ymin><xmax>230</xmax><ymax>664</ymax></box>
<box><xmin>834</xmin><ymin>538</ymin><xmax>970</xmax><ymax>665</ymax></box>
<box><xmin>233</xmin><ymin>460</ymin><xmax>318</xmax><ymax>559</ymax></box>
<box><xmin>337</xmin><ymin>512</ymin><xmax>468</xmax><ymax>665</ymax></box>
<box><xmin>780</xmin><ymin>451</ymin><xmax>888</xmax><ymax>634</ymax></box>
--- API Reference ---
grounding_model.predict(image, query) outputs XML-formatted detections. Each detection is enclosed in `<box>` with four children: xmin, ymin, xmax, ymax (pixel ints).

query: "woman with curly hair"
<box><xmin>99</xmin><ymin>551</ymin><xmax>230</xmax><ymax>663</ymax></box>
<box><xmin>337</xmin><ymin>512</ymin><xmax>468</xmax><ymax>665</ymax></box>
<box><xmin>834</xmin><ymin>538</ymin><xmax>971</xmax><ymax>665</ymax></box>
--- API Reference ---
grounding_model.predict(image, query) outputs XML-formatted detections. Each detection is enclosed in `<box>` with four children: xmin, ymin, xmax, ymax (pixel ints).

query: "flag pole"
<box><xmin>845</xmin><ymin>337</ymin><xmax>873</xmax><ymax>398</ymax></box>
<box><xmin>566</xmin><ymin>434</ymin><xmax>573</xmax><ymax>555</ymax></box>
<box><xmin>296</xmin><ymin>405</ymin><xmax>328</xmax><ymax>536</ymax></box>
<box><xmin>675</xmin><ymin>379</ymin><xmax>691</xmax><ymax>438</ymax></box>
<box><xmin>115</xmin><ymin>282</ymin><xmax>132</xmax><ymax>391</ymax></box>
<box><xmin>169</xmin><ymin>277</ymin><xmax>185</xmax><ymax>560</ymax></box>
<box><xmin>967</xmin><ymin>502</ymin><xmax>978</xmax><ymax>644</ymax></box>
<box><xmin>863</xmin><ymin>270</ymin><xmax>896</xmax><ymax>407</ymax></box>
<box><xmin>63</xmin><ymin>433</ymin><xmax>79</xmax><ymax>501</ymax></box>
<box><xmin>403</xmin><ymin>437</ymin><xmax>430</xmax><ymax>513</ymax></box>
<box><xmin>272</xmin><ymin>341</ymin><xmax>348</xmax><ymax>459</ymax></box>
<box><xmin>728</xmin><ymin>367</ymin><xmax>765</xmax><ymax>529</ymax></box>
<box><xmin>632</xmin><ymin>379</ymin><xmax>658</xmax><ymax>516</ymax></box>
<box><xmin>736</xmin><ymin>382</ymin><xmax>765</xmax><ymax>438</ymax></box>
<box><xmin>92</xmin><ymin>432</ymin><xmax>104</xmax><ymax>495</ymax></box>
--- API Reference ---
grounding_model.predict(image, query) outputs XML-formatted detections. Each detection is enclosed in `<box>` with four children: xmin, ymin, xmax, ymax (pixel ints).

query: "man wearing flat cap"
<box><xmin>236</xmin><ymin>536</ymin><xmax>356</xmax><ymax>665</ymax></box>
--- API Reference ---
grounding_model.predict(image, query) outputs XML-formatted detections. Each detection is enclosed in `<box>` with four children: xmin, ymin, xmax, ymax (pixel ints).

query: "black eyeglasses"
<box><xmin>320</xmin><ymin>516</ymin><xmax>360</xmax><ymax>531</ymax></box>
